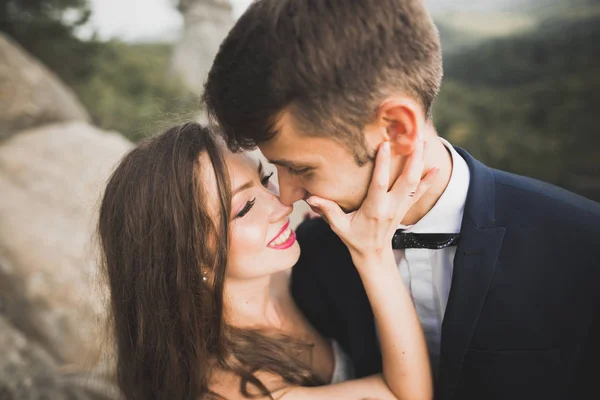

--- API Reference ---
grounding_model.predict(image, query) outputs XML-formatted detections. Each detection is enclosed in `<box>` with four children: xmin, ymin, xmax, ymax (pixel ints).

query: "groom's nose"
<box><xmin>277</xmin><ymin>172</ymin><xmax>307</xmax><ymax>206</ymax></box>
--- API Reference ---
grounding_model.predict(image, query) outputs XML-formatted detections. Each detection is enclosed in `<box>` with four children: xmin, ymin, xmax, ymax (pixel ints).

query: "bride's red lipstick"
<box><xmin>267</xmin><ymin>220</ymin><xmax>296</xmax><ymax>249</ymax></box>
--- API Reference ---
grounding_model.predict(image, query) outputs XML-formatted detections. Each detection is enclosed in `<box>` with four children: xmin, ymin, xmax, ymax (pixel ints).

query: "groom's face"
<box><xmin>258</xmin><ymin>112</ymin><xmax>375</xmax><ymax>212</ymax></box>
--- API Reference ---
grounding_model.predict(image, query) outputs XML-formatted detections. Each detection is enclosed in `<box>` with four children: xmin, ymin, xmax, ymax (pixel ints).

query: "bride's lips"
<box><xmin>267</xmin><ymin>220</ymin><xmax>296</xmax><ymax>250</ymax></box>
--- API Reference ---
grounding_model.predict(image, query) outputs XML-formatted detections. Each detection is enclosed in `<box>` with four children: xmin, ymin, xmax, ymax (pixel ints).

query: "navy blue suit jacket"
<box><xmin>291</xmin><ymin>147</ymin><xmax>600</xmax><ymax>400</ymax></box>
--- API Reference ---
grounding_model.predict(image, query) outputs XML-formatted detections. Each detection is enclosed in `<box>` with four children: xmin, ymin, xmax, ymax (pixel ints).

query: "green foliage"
<box><xmin>436</xmin><ymin>22</ymin><xmax>482</xmax><ymax>55</ymax></box>
<box><xmin>435</xmin><ymin>13</ymin><xmax>600</xmax><ymax>201</ymax></box>
<box><xmin>1</xmin><ymin>0</ymin><xmax>199</xmax><ymax>142</ymax></box>
<box><xmin>1</xmin><ymin>0</ymin><xmax>91</xmax><ymax>36</ymax></box>
<box><xmin>72</xmin><ymin>41</ymin><xmax>199</xmax><ymax>142</ymax></box>
<box><xmin>436</xmin><ymin>12</ymin><xmax>535</xmax><ymax>55</ymax></box>
<box><xmin>516</xmin><ymin>0</ymin><xmax>600</xmax><ymax>19</ymax></box>
<box><xmin>0</xmin><ymin>0</ymin><xmax>98</xmax><ymax>84</ymax></box>
<box><xmin>443</xmin><ymin>16</ymin><xmax>600</xmax><ymax>87</ymax></box>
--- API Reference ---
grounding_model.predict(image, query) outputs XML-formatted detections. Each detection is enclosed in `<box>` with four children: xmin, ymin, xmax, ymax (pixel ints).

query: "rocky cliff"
<box><xmin>170</xmin><ymin>0</ymin><xmax>234</xmax><ymax>95</ymax></box>
<box><xmin>0</xmin><ymin>34</ymin><xmax>90</xmax><ymax>141</ymax></box>
<box><xmin>0</xmin><ymin>32</ymin><xmax>130</xmax><ymax>399</ymax></box>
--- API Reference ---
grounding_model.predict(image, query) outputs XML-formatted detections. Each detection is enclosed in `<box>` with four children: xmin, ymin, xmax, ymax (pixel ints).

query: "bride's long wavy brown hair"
<box><xmin>98</xmin><ymin>122</ymin><xmax>322</xmax><ymax>400</ymax></box>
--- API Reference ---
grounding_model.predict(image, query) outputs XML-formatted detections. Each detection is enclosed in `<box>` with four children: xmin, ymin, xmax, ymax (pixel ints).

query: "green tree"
<box><xmin>1</xmin><ymin>0</ymin><xmax>199</xmax><ymax>142</ymax></box>
<box><xmin>0</xmin><ymin>0</ymin><xmax>100</xmax><ymax>84</ymax></box>
<box><xmin>435</xmin><ymin>13</ymin><xmax>600</xmax><ymax>201</ymax></box>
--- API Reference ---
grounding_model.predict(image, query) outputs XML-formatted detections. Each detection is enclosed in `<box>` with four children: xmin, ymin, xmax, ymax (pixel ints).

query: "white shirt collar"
<box><xmin>398</xmin><ymin>138</ymin><xmax>470</xmax><ymax>234</ymax></box>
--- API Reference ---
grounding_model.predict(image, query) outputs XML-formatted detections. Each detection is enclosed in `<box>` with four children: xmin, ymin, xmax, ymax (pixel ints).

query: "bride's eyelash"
<box><xmin>235</xmin><ymin>172</ymin><xmax>273</xmax><ymax>219</ymax></box>
<box><xmin>261</xmin><ymin>172</ymin><xmax>274</xmax><ymax>187</ymax></box>
<box><xmin>236</xmin><ymin>198</ymin><xmax>256</xmax><ymax>218</ymax></box>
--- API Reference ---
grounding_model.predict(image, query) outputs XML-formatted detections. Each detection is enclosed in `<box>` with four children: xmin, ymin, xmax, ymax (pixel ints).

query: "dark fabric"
<box><xmin>291</xmin><ymin>147</ymin><xmax>600</xmax><ymax>400</ymax></box>
<box><xmin>392</xmin><ymin>231</ymin><xmax>460</xmax><ymax>249</ymax></box>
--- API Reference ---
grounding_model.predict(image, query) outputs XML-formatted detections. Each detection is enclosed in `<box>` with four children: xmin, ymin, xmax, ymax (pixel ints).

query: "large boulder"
<box><xmin>0</xmin><ymin>33</ymin><xmax>90</xmax><ymax>141</ymax></box>
<box><xmin>170</xmin><ymin>0</ymin><xmax>235</xmax><ymax>95</ymax></box>
<box><xmin>0</xmin><ymin>315</ymin><xmax>119</xmax><ymax>400</ymax></box>
<box><xmin>0</xmin><ymin>122</ymin><xmax>131</xmax><ymax>383</ymax></box>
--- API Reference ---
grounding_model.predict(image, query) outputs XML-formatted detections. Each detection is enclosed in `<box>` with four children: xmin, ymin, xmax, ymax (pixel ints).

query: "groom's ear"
<box><xmin>376</xmin><ymin>97</ymin><xmax>424</xmax><ymax>156</ymax></box>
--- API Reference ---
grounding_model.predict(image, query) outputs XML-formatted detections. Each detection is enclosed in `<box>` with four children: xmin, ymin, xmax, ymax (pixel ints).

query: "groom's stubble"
<box><xmin>203</xmin><ymin>0</ymin><xmax>445</xmax><ymax>217</ymax></box>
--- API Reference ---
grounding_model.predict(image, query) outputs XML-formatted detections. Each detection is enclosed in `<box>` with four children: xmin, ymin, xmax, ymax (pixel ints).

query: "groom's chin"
<box><xmin>338</xmin><ymin>203</ymin><xmax>360</xmax><ymax>215</ymax></box>
<box><xmin>340</xmin><ymin>205</ymin><xmax>355</xmax><ymax>214</ymax></box>
<box><xmin>308</xmin><ymin>203</ymin><xmax>354</xmax><ymax>216</ymax></box>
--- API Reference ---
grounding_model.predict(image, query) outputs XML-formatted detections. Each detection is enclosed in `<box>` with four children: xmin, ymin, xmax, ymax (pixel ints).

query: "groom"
<box><xmin>203</xmin><ymin>0</ymin><xmax>600</xmax><ymax>398</ymax></box>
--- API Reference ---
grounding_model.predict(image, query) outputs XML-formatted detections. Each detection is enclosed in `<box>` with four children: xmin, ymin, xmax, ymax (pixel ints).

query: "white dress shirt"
<box><xmin>377</xmin><ymin>138</ymin><xmax>470</xmax><ymax>375</ymax></box>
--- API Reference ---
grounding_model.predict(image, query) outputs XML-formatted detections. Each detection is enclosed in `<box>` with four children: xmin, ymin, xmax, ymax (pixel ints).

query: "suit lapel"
<box><xmin>437</xmin><ymin>148</ymin><xmax>506</xmax><ymax>400</ymax></box>
<box><xmin>438</xmin><ymin>221</ymin><xmax>505</xmax><ymax>399</ymax></box>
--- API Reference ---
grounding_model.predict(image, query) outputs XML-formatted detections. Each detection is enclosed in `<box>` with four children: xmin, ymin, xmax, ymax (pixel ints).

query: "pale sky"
<box><xmin>85</xmin><ymin>0</ymin><xmax>451</xmax><ymax>42</ymax></box>
<box><xmin>86</xmin><ymin>0</ymin><xmax>252</xmax><ymax>42</ymax></box>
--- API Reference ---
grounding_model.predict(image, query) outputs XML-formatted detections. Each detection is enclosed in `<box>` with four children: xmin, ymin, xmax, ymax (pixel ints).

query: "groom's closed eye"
<box><xmin>269</xmin><ymin>159</ymin><xmax>314</xmax><ymax>176</ymax></box>
<box><xmin>288</xmin><ymin>167</ymin><xmax>311</xmax><ymax>176</ymax></box>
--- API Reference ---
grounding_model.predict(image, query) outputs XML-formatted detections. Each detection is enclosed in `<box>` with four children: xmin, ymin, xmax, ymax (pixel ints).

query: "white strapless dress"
<box><xmin>330</xmin><ymin>340</ymin><xmax>355</xmax><ymax>384</ymax></box>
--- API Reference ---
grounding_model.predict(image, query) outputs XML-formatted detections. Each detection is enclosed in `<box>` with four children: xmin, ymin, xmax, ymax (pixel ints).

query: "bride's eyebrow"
<box><xmin>233</xmin><ymin>161</ymin><xmax>263</xmax><ymax>196</ymax></box>
<box><xmin>258</xmin><ymin>160</ymin><xmax>264</xmax><ymax>176</ymax></box>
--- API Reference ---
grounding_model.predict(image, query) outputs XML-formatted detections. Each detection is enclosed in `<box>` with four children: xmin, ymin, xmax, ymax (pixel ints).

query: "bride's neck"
<box><xmin>224</xmin><ymin>270</ymin><xmax>295</xmax><ymax>331</ymax></box>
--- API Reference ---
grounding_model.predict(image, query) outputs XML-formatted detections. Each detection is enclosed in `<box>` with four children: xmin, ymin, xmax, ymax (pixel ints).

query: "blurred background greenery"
<box><xmin>1</xmin><ymin>0</ymin><xmax>598</xmax><ymax>200</ymax></box>
<box><xmin>1</xmin><ymin>0</ymin><xmax>199</xmax><ymax>142</ymax></box>
<box><xmin>434</xmin><ymin>0</ymin><xmax>600</xmax><ymax>201</ymax></box>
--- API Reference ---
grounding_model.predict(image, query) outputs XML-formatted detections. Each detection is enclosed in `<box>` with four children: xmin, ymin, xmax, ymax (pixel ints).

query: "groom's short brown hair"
<box><xmin>203</xmin><ymin>0</ymin><xmax>443</xmax><ymax>155</ymax></box>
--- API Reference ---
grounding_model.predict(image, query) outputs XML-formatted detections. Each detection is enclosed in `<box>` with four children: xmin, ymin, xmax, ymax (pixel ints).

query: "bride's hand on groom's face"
<box><xmin>306</xmin><ymin>137</ymin><xmax>438</xmax><ymax>266</ymax></box>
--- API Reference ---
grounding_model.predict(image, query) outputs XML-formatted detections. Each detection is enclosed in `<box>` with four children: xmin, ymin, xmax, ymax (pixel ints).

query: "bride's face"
<box><xmin>205</xmin><ymin>149</ymin><xmax>301</xmax><ymax>281</ymax></box>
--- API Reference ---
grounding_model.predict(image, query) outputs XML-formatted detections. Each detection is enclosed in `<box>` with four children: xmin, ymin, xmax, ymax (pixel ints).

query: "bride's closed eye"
<box><xmin>235</xmin><ymin>172</ymin><xmax>275</xmax><ymax>219</ymax></box>
<box><xmin>236</xmin><ymin>198</ymin><xmax>256</xmax><ymax>218</ymax></box>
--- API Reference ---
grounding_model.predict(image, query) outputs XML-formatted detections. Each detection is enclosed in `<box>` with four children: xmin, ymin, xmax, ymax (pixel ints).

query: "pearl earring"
<box><xmin>202</xmin><ymin>271</ymin><xmax>207</xmax><ymax>282</ymax></box>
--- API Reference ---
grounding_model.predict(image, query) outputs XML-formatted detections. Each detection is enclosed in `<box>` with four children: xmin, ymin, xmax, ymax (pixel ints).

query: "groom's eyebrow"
<box><xmin>233</xmin><ymin>161</ymin><xmax>263</xmax><ymax>196</ymax></box>
<box><xmin>269</xmin><ymin>159</ymin><xmax>311</xmax><ymax>169</ymax></box>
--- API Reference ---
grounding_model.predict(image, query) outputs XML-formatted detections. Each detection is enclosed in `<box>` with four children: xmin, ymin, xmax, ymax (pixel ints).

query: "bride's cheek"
<box><xmin>230</xmin><ymin>217</ymin><xmax>268</xmax><ymax>254</ymax></box>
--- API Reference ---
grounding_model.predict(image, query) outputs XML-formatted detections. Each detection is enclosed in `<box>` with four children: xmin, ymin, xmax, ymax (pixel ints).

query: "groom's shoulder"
<box><xmin>294</xmin><ymin>217</ymin><xmax>351</xmax><ymax>275</ymax></box>
<box><xmin>491</xmin><ymin>168</ymin><xmax>600</xmax><ymax>227</ymax></box>
<box><xmin>296</xmin><ymin>217</ymin><xmax>347</xmax><ymax>255</ymax></box>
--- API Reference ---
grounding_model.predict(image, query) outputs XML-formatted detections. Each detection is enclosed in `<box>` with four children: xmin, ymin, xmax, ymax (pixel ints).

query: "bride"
<box><xmin>98</xmin><ymin>122</ymin><xmax>436</xmax><ymax>400</ymax></box>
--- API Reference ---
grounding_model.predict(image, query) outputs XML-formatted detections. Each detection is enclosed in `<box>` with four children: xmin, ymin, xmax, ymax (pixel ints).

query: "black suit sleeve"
<box><xmin>291</xmin><ymin>219</ymin><xmax>335</xmax><ymax>339</ymax></box>
<box><xmin>571</xmin><ymin>298</ymin><xmax>600</xmax><ymax>397</ymax></box>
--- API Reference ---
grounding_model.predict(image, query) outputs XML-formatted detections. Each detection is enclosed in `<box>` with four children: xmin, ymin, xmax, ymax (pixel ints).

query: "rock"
<box><xmin>0</xmin><ymin>121</ymin><xmax>131</xmax><ymax>372</ymax></box>
<box><xmin>170</xmin><ymin>0</ymin><xmax>235</xmax><ymax>95</ymax></box>
<box><xmin>0</xmin><ymin>315</ymin><xmax>118</xmax><ymax>400</ymax></box>
<box><xmin>0</xmin><ymin>33</ymin><xmax>90</xmax><ymax>141</ymax></box>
